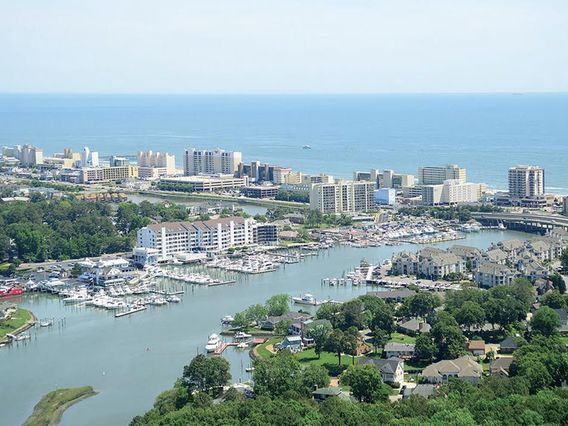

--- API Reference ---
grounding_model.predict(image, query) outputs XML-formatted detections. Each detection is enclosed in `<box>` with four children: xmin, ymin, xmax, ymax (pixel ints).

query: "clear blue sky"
<box><xmin>1</xmin><ymin>0</ymin><xmax>568</xmax><ymax>94</ymax></box>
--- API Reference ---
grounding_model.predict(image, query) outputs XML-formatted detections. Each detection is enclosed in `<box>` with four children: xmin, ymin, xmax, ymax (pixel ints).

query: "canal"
<box><xmin>0</xmin><ymin>230</ymin><xmax>528</xmax><ymax>425</ymax></box>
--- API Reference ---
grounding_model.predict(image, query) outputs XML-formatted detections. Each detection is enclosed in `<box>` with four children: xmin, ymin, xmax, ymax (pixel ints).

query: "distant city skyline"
<box><xmin>1</xmin><ymin>0</ymin><xmax>568</xmax><ymax>94</ymax></box>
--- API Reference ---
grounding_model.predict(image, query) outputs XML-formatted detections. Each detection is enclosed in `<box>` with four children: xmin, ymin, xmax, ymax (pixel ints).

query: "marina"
<box><xmin>0</xmin><ymin>230</ymin><xmax>529</xmax><ymax>426</ymax></box>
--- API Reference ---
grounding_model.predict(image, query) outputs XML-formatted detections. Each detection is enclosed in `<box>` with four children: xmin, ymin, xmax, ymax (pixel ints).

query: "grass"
<box><xmin>388</xmin><ymin>332</ymin><xmax>417</xmax><ymax>344</ymax></box>
<box><xmin>0</xmin><ymin>308</ymin><xmax>33</xmax><ymax>341</ymax></box>
<box><xmin>295</xmin><ymin>348</ymin><xmax>358</xmax><ymax>368</ymax></box>
<box><xmin>0</xmin><ymin>262</ymin><xmax>12</xmax><ymax>272</ymax></box>
<box><xmin>255</xmin><ymin>337</ymin><xmax>282</xmax><ymax>358</ymax></box>
<box><xmin>24</xmin><ymin>386</ymin><xmax>97</xmax><ymax>426</ymax></box>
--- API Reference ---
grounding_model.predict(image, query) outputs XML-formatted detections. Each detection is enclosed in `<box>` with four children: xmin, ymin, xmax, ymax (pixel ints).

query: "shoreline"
<box><xmin>0</xmin><ymin>308</ymin><xmax>36</xmax><ymax>344</ymax></box>
<box><xmin>24</xmin><ymin>386</ymin><xmax>98</xmax><ymax>426</ymax></box>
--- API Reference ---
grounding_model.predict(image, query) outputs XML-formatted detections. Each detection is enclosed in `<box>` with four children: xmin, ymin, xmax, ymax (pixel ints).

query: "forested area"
<box><xmin>0</xmin><ymin>198</ymin><xmax>188</xmax><ymax>269</ymax></box>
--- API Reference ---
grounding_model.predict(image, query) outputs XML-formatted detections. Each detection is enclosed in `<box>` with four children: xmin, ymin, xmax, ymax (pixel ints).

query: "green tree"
<box><xmin>182</xmin><ymin>355</ymin><xmax>231</xmax><ymax>396</ymax></box>
<box><xmin>531</xmin><ymin>307</ymin><xmax>561</xmax><ymax>337</ymax></box>
<box><xmin>245</xmin><ymin>304</ymin><xmax>268</xmax><ymax>324</ymax></box>
<box><xmin>542</xmin><ymin>291</ymin><xmax>566</xmax><ymax>310</ymax></box>
<box><xmin>415</xmin><ymin>333</ymin><xmax>435</xmax><ymax>362</ymax></box>
<box><xmin>550</xmin><ymin>274</ymin><xmax>567</xmax><ymax>294</ymax></box>
<box><xmin>274</xmin><ymin>319</ymin><xmax>292</xmax><ymax>336</ymax></box>
<box><xmin>454</xmin><ymin>301</ymin><xmax>486</xmax><ymax>332</ymax></box>
<box><xmin>306</xmin><ymin>322</ymin><xmax>333</xmax><ymax>358</ymax></box>
<box><xmin>340</xmin><ymin>364</ymin><xmax>390</xmax><ymax>403</ymax></box>
<box><xmin>432</xmin><ymin>312</ymin><xmax>466</xmax><ymax>360</ymax></box>
<box><xmin>325</xmin><ymin>329</ymin><xmax>346</xmax><ymax>366</ymax></box>
<box><xmin>265</xmin><ymin>294</ymin><xmax>290</xmax><ymax>316</ymax></box>
<box><xmin>301</xmin><ymin>365</ymin><xmax>330</xmax><ymax>396</ymax></box>
<box><xmin>232</xmin><ymin>311</ymin><xmax>249</xmax><ymax>329</ymax></box>
<box><xmin>405</xmin><ymin>291</ymin><xmax>441</xmax><ymax>318</ymax></box>
<box><xmin>253</xmin><ymin>351</ymin><xmax>302</xmax><ymax>397</ymax></box>
<box><xmin>561</xmin><ymin>248</ymin><xmax>568</xmax><ymax>274</ymax></box>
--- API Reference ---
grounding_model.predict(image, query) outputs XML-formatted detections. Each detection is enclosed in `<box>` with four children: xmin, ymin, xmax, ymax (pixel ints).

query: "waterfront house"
<box><xmin>397</xmin><ymin>318</ymin><xmax>432</xmax><ymax>336</ymax></box>
<box><xmin>490</xmin><ymin>357</ymin><xmax>514</xmax><ymax>377</ymax></box>
<box><xmin>359</xmin><ymin>358</ymin><xmax>404</xmax><ymax>384</ymax></box>
<box><xmin>421</xmin><ymin>356</ymin><xmax>483</xmax><ymax>385</ymax></box>
<box><xmin>466</xmin><ymin>340</ymin><xmax>486</xmax><ymax>357</ymax></box>
<box><xmin>278</xmin><ymin>335</ymin><xmax>303</xmax><ymax>353</ymax></box>
<box><xmin>261</xmin><ymin>312</ymin><xmax>311</xmax><ymax>330</ymax></box>
<box><xmin>0</xmin><ymin>302</ymin><xmax>17</xmax><ymax>321</ymax></box>
<box><xmin>384</xmin><ymin>343</ymin><xmax>415</xmax><ymax>359</ymax></box>
<box><xmin>498</xmin><ymin>336</ymin><xmax>519</xmax><ymax>354</ymax></box>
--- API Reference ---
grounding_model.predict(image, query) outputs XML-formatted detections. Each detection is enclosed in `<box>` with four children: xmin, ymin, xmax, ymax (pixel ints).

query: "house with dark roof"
<box><xmin>312</xmin><ymin>387</ymin><xmax>353</xmax><ymax>402</ymax></box>
<box><xmin>498</xmin><ymin>336</ymin><xmax>519</xmax><ymax>354</ymax></box>
<box><xmin>490</xmin><ymin>357</ymin><xmax>514</xmax><ymax>377</ymax></box>
<box><xmin>398</xmin><ymin>318</ymin><xmax>431</xmax><ymax>336</ymax></box>
<box><xmin>384</xmin><ymin>343</ymin><xmax>415</xmax><ymax>359</ymax></box>
<box><xmin>359</xmin><ymin>358</ymin><xmax>404</xmax><ymax>384</ymax></box>
<box><xmin>260</xmin><ymin>312</ymin><xmax>311</xmax><ymax>330</ymax></box>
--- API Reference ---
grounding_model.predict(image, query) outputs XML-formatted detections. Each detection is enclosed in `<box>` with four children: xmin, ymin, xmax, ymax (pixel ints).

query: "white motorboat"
<box><xmin>63</xmin><ymin>292</ymin><xmax>92</xmax><ymax>304</ymax></box>
<box><xmin>234</xmin><ymin>331</ymin><xmax>252</xmax><ymax>340</ymax></box>
<box><xmin>292</xmin><ymin>293</ymin><xmax>318</xmax><ymax>305</ymax></box>
<box><xmin>165</xmin><ymin>296</ymin><xmax>181</xmax><ymax>303</ymax></box>
<box><xmin>205</xmin><ymin>334</ymin><xmax>222</xmax><ymax>352</ymax></box>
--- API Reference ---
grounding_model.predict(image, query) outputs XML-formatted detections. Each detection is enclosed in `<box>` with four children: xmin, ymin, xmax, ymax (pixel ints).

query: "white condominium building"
<box><xmin>422</xmin><ymin>180</ymin><xmax>483</xmax><ymax>205</ymax></box>
<box><xmin>137</xmin><ymin>217</ymin><xmax>255</xmax><ymax>257</ymax></box>
<box><xmin>137</xmin><ymin>151</ymin><xmax>176</xmax><ymax>178</ymax></box>
<box><xmin>184</xmin><ymin>148</ymin><xmax>242</xmax><ymax>176</ymax></box>
<box><xmin>310</xmin><ymin>180</ymin><xmax>375</xmax><ymax>213</ymax></box>
<box><xmin>508</xmin><ymin>165</ymin><xmax>544</xmax><ymax>199</ymax></box>
<box><xmin>418</xmin><ymin>164</ymin><xmax>466</xmax><ymax>185</ymax></box>
<box><xmin>19</xmin><ymin>144</ymin><xmax>44</xmax><ymax>167</ymax></box>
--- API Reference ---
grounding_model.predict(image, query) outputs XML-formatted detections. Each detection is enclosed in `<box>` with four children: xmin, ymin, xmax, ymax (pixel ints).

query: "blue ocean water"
<box><xmin>0</xmin><ymin>93</ymin><xmax>566</xmax><ymax>193</ymax></box>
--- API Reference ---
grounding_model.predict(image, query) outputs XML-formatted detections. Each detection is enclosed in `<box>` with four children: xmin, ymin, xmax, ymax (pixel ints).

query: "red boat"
<box><xmin>0</xmin><ymin>287</ymin><xmax>24</xmax><ymax>298</ymax></box>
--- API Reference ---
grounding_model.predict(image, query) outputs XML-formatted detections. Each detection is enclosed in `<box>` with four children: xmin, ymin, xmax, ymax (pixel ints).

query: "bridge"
<box><xmin>471</xmin><ymin>212</ymin><xmax>568</xmax><ymax>233</ymax></box>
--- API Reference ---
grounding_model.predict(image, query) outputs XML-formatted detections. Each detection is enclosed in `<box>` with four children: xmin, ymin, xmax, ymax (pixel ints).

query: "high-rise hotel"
<box><xmin>183</xmin><ymin>148</ymin><xmax>242</xmax><ymax>176</ymax></box>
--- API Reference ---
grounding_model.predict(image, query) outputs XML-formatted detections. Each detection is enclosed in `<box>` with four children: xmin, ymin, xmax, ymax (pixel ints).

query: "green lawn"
<box><xmin>255</xmin><ymin>337</ymin><xmax>282</xmax><ymax>358</ymax></box>
<box><xmin>24</xmin><ymin>386</ymin><xmax>97</xmax><ymax>426</ymax></box>
<box><xmin>295</xmin><ymin>348</ymin><xmax>358</xmax><ymax>368</ymax></box>
<box><xmin>559</xmin><ymin>335</ymin><xmax>568</xmax><ymax>345</ymax></box>
<box><xmin>0</xmin><ymin>308</ymin><xmax>33</xmax><ymax>341</ymax></box>
<box><xmin>388</xmin><ymin>332</ymin><xmax>416</xmax><ymax>344</ymax></box>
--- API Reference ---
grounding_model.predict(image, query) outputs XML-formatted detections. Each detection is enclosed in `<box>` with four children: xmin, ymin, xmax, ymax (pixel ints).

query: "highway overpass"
<box><xmin>471</xmin><ymin>212</ymin><xmax>568</xmax><ymax>233</ymax></box>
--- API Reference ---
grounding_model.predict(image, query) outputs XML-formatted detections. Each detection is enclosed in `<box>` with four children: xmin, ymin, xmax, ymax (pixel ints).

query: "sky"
<box><xmin>1</xmin><ymin>0</ymin><xmax>568</xmax><ymax>94</ymax></box>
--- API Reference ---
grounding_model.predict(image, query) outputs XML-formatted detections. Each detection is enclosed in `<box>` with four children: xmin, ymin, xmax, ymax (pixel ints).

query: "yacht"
<box><xmin>221</xmin><ymin>315</ymin><xmax>234</xmax><ymax>325</ymax></box>
<box><xmin>63</xmin><ymin>292</ymin><xmax>92</xmax><ymax>304</ymax></box>
<box><xmin>292</xmin><ymin>293</ymin><xmax>318</xmax><ymax>305</ymax></box>
<box><xmin>165</xmin><ymin>295</ymin><xmax>181</xmax><ymax>303</ymax></box>
<box><xmin>205</xmin><ymin>334</ymin><xmax>222</xmax><ymax>352</ymax></box>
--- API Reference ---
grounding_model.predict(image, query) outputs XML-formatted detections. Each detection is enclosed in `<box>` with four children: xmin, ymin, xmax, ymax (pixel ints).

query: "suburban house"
<box><xmin>498</xmin><ymin>336</ymin><xmax>519</xmax><ymax>354</ymax></box>
<box><xmin>277</xmin><ymin>335</ymin><xmax>303</xmax><ymax>353</ymax></box>
<box><xmin>312</xmin><ymin>387</ymin><xmax>353</xmax><ymax>402</ymax></box>
<box><xmin>398</xmin><ymin>318</ymin><xmax>431</xmax><ymax>336</ymax></box>
<box><xmin>466</xmin><ymin>340</ymin><xmax>486</xmax><ymax>357</ymax></box>
<box><xmin>421</xmin><ymin>356</ymin><xmax>483</xmax><ymax>385</ymax></box>
<box><xmin>402</xmin><ymin>384</ymin><xmax>437</xmax><ymax>400</ymax></box>
<box><xmin>384</xmin><ymin>343</ymin><xmax>416</xmax><ymax>359</ymax></box>
<box><xmin>359</xmin><ymin>358</ymin><xmax>404</xmax><ymax>384</ymax></box>
<box><xmin>490</xmin><ymin>357</ymin><xmax>514</xmax><ymax>377</ymax></box>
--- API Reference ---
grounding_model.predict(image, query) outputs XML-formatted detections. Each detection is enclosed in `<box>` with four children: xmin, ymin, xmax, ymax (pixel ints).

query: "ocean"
<box><xmin>0</xmin><ymin>93</ymin><xmax>566</xmax><ymax>193</ymax></box>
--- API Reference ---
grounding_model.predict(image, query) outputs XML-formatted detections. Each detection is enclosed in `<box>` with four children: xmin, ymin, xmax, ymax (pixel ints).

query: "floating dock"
<box><xmin>115</xmin><ymin>306</ymin><xmax>147</xmax><ymax>318</ymax></box>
